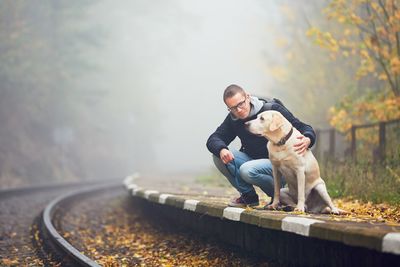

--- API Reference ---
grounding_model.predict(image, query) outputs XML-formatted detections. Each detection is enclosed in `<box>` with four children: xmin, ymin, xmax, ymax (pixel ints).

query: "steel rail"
<box><xmin>41</xmin><ymin>182</ymin><xmax>122</xmax><ymax>266</ymax></box>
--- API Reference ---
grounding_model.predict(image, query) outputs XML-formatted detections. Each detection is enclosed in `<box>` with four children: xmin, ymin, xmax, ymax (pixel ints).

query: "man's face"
<box><xmin>225</xmin><ymin>93</ymin><xmax>251</xmax><ymax>119</ymax></box>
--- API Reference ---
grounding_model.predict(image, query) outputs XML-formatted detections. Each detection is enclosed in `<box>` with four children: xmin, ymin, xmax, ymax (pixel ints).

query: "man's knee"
<box><xmin>239</xmin><ymin>164</ymin><xmax>253</xmax><ymax>183</ymax></box>
<box><xmin>240</xmin><ymin>160</ymin><xmax>261</xmax><ymax>175</ymax></box>
<box><xmin>239</xmin><ymin>160</ymin><xmax>274</xmax><ymax>182</ymax></box>
<box><xmin>212</xmin><ymin>154</ymin><xmax>228</xmax><ymax>175</ymax></box>
<box><xmin>212</xmin><ymin>154</ymin><xmax>222</xmax><ymax>167</ymax></box>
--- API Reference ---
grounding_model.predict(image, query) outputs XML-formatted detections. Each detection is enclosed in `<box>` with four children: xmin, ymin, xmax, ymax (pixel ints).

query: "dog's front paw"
<box><xmin>333</xmin><ymin>207</ymin><xmax>349</xmax><ymax>215</ymax></box>
<box><xmin>331</xmin><ymin>207</ymin><xmax>341</xmax><ymax>215</ymax></box>
<box><xmin>264</xmin><ymin>201</ymin><xmax>280</xmax><ymax>210</ymax></box>
<box><xmin>294</xmin><ymin>204</ymin><xmax>305</xmax><ymax>212</ymax></box>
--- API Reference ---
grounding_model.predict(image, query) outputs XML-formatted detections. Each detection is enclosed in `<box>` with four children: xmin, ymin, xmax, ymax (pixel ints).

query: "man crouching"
<box><xmin>206</xmin><ymin>84</ymin><xmax>315</xmax><ymax>208</ymax></box>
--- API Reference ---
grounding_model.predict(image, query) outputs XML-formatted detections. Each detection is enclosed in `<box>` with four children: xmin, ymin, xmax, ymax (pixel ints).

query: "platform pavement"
<box><xmin>123</xmin><ymin>173</ymin><xmax>400</xmax><ymax>266</ymax></box>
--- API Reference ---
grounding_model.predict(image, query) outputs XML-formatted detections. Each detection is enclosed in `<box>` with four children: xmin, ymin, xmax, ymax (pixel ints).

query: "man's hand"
<box><xmin>219</xmin><ymin>148</ymin><xmax>234</xmax><ymax>164</ymax></box>
<box><xmin>294</xmin><ymin>135</ymin><xmax>311</xmax><ymax>156</ymax></box>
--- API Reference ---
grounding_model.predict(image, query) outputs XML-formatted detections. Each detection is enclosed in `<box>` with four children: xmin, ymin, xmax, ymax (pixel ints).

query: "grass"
<box><xmin>197</xmin><ymin>158</ymin><xmax>400</xmax><ymax>205</ymax></box>
<box><xmin>321</xmin><ymin>158</ymin><xmax>400</xmax><ymax>205</ymax></box>
<box><xmin>196</xmin><ymin>151</ymin><xmax>400</xmax><ymax>206</ymax></box>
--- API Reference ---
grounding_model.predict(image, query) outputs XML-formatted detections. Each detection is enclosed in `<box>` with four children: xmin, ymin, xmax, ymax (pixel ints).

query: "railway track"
<box><xmin>3</xmin><ymin>176</ymin><xmax>400</xmax><ymax>266</ymax></box>
<box><xmin>0</xmin><ymin>181</ymin><xmax>118</xmax><ymax>266</ymax></box>
<box><xmin>2</xmin><ymin>181</ymin><xmax>270</xmax><ymax>266</ymax></box>
<box><xmin>37</xmin><ymin>183</ymin><xmax>121</xmax><ymax>266</ymax></box>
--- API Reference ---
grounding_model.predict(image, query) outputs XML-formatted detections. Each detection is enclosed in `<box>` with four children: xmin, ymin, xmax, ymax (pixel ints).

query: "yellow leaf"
<box><xmin>390</xmin><ymin>57</ymin><xmax>400</xmax><ymax>74</ymax></box>
<box><xmin>360</xmin><ymin>49</ymin><xmax>369</xmax><ymax>58</ymax></box>
<box><xmin>378</xmin><ymin>73</ymin><xmax>387</xmax><ymax>80</ymax></box>
<box><xmin>338</xmin><ymin>15</ymin><xmax>346</xmax><ymax>23</ymax></box>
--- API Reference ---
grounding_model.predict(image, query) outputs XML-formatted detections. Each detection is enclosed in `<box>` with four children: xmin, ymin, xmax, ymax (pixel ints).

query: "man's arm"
<box><xmin>206</xmin><ymin>116</ymin><xmax>237</xmax><ymax>158</ymax></box>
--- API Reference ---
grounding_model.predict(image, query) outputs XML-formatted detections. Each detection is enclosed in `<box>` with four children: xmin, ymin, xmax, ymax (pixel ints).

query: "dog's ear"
<box><xmin>269</xmin><ymin>113</ymin><xmax>284</xmax><ymax>131</ymax></box>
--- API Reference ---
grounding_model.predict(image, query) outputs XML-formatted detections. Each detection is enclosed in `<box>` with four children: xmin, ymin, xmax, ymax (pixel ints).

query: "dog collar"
<box><xmin>275</xmin><ymin>127</ymin><xmax>293</xmax><ymax>146</ymax></box>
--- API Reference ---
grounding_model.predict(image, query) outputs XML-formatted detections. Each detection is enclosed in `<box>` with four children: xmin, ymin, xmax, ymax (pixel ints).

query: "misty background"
<box><xmin>0</xmin><ymin>0</ymin><xmax>353</xmax><ymax>187</ymax></box>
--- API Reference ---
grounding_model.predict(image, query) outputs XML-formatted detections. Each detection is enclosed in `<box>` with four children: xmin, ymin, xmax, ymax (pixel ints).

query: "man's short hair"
<box><xmin>223</xmin><ymin>84</ymin><xmax>245</xmax><ymax>101</ymax></box>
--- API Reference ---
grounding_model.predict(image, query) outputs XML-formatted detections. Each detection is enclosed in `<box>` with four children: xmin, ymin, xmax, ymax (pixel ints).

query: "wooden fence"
<box><xmin>314</xmin><ymin>119</ymin><xmax>400</xmax><ymax>163</ymax></box>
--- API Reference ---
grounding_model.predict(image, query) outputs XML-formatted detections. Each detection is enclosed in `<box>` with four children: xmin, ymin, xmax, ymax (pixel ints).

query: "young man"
<box><xmin>206</xmin><ymin>84</ymin><xmax>316</xmax><ymax>207</ymax></box>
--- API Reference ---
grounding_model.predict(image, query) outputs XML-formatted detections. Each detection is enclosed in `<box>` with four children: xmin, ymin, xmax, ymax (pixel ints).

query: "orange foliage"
<box><xmin>308</xmin><ymin>0</ymin><xmax>400</xmax><ymax>96</ymax></box>
<box><xmin>330</xmin><ymin>93</ymin><xmax>400</xmax><ymax>130</ymax></box>
<box><xmin>307</xmin><ymin>0</ymin><xmax>400</xmax><ymax>145</ymax></box>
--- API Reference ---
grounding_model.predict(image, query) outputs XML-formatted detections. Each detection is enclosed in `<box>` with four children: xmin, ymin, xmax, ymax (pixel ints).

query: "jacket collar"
<box><xmin>230</xmin><ymin>96</ymin><xmax>264</xmax><ymax>121</ymax></box>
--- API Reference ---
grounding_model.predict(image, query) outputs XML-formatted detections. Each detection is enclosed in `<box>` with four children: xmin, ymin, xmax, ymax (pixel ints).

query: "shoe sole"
<box><xmin>228</xmin><ymin>202</ymin><xmax>259</xmax><ymax>208</ymax></box>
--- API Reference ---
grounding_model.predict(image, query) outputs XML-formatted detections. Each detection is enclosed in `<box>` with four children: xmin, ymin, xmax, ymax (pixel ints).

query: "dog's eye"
<box><xmin>260</xmin><ymin>116</ymin><xmax>264</xmax><ymax>121</ymax></box>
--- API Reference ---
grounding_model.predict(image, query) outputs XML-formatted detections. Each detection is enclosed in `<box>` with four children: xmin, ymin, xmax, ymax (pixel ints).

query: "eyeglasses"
<box><xmin>227</xmin><ymin>98</ymin><xmax>247</xmax><ymax>112</ymax></box>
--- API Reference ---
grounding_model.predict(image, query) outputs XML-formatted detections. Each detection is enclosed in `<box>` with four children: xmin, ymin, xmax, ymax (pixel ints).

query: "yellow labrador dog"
<box><xmin>246</xmin><ymin>110</ymin><xmax>344</xmax><ymax>214</ymax></box>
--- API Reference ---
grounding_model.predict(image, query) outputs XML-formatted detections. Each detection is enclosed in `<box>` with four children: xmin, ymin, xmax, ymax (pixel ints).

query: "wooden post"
<box><xmin>351</xmin><ymin>126</ymin><xmax>356</xmax><ymax>161</ymax></box>
<box><xmin>378</xmin><ymin>122</ymin><xmax>386</xmax><ymax>162</ymax></box>
<box><xmin>315</xmin><ymin>130</ymin><xmax>321</xmax><ymax>160</ymax></box>
<box><xmin>329</xmin><ymin>129</ymin><xmax>335</xmax><ymax>159</ymax></box>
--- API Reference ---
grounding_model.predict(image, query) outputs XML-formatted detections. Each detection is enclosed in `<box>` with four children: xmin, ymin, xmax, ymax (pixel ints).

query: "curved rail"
<box><xmin>0</xmin><ymin>179</ymin><xmax>115</xmax><ymax>199</ymax></box>
<box><xmin>41</xmin><ymin>183</ymin><xmax>122</xmax><ymax>266</ymax></box>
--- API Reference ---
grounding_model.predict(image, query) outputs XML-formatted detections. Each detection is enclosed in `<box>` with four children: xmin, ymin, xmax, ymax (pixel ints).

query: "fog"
<box><xmin>85</xmin><ymin>0</ymin><xmax>278</xmax><ymax>172</ymax></box>
<box><xmin>1</xmin><ymin>0</ymin><xmax>345</xmax><ymax>186</ymax></box>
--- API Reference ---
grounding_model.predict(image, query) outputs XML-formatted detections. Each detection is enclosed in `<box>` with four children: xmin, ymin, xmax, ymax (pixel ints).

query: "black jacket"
<box><xmin>206</xmin><ymin>99</ymin><xmax>316</xmax><ymax>159</ymax></box>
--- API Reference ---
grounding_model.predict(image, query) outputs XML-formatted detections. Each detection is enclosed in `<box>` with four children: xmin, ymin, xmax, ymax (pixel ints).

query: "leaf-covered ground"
<box><xmin>0</xmin><ymin>186</ymin><xmax>78</xmax><ymax>267</ymax></box>
<box><xmin>188</xmin><ymin>174</ymin><xmax>400</xmax><ymax>225</ymax></box>
<box><xmin>199</xmin><ymin>185</ymin><xmax>400</xmax><ymax>225</ymax></box>
<box><xmin>254</xmin><ymin>197</ymin><xmax>400</xmax><ymax>224</ymax></box>
<box><xmin>60</xmin><ymin>191</ymin><xmax>276</xmax><ymax>267</ymax></box>
<box><xmin>189</xmin><ymin>189</ymin><xmax>400</xmax><ymax>225</ymax></box>
<box><xmin>3</xmin><ymin>181</ymin><xmax>398</xmax><ymax>267</ymax></box>
<box><xmin>334</xmin><ymin>198</ymin><xmax>400</xmax><ymax>224</ymax></box>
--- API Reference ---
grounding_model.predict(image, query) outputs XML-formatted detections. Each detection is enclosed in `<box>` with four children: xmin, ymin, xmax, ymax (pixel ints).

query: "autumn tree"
<box><xmin>0</xmin><ymin>1</ymin><xmax>163</xmax><ymax>187</ymax></box>
<box><xmin>263</xmin><ymin>1</ymin><xmax>361</xmax><ymax>128</ymax></box>
<box><xmin>307</xmin><ymin>0</ymin><xmax>400</xmax><ymax>131</ymax></box>
<box><xmin>0</xmin><ymin>1</ymin><xmax>98</xmax><ymax>186</ymax></box>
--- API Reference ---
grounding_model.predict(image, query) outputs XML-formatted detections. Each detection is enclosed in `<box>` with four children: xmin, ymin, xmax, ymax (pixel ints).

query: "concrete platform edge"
<box><xmin>123</xmin><ymin>178</ymin><xmax>400</xmax><ymax>263</ymax></box>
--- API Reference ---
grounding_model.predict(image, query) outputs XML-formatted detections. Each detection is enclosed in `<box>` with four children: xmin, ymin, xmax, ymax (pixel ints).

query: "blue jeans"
<box><xmin>212</xmin><ymin>149</ymin><xmax>275</xmax><ymax>197</ymax></box>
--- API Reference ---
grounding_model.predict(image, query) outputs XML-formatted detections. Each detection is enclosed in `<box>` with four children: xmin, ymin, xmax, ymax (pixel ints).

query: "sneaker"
<box><xmin>228</xmin><ymin>193</ymin><xmax>259</xmax><ymax>207</ymax></box>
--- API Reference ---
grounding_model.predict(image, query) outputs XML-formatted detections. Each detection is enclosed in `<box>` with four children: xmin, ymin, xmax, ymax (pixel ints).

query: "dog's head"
<box><xmin>245</xmin><ymin>110</ymin><xmax>284</xmax><ymax>138</ymax></box>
